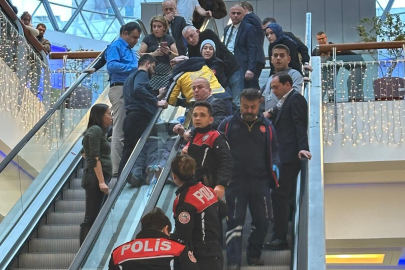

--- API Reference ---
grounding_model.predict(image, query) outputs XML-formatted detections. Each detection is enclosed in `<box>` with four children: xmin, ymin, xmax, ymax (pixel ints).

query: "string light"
<box><xmin>321</xmin><ymin>60</ymin><xmax>405</xmax><ymax>146</ymax></box>
<box><xmin>0</xmin><ymin>10</ymin><xmax>110</xmax><ymax>152</ymax></box>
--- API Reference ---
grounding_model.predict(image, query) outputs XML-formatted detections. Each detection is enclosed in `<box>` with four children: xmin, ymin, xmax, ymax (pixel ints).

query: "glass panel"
<box><xmin>49</xmin><ymin>3</ymin><xmax>76</xmax><ymax>30</ymax></box>
<box><xmin>82</xmin><ymin>0</ymin><xmax>116</xmax><ymax>15</ymax></box>
<box><xmin>78</xmin><ymin>106</ymin><xmax>186</xmax><ymax>269</ymax></box>
<box><xmin>81</xmin><ymin>11</ymin><xmax>116</xmax><ymax>41</ymax></box>
<box><xmin>65</xmin><ymin>11</ymin><xmax>93</xmax><ymax>39</ymax></box>
<box><xmin>31</xmin><ymin>4</ymin><xmax>54</xmax><ymax>31</ymax></box>
<box><xmin>0</xmin><ymin>65</ymin><xmax>110</xmax><ymax>243</ymax></box>
<box><xmin>100</xmin><ymin>19</ymin><xmax>122</xmax><ymax>42</ymax></box>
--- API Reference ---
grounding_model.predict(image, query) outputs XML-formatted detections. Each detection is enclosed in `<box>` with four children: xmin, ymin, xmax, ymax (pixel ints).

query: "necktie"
<box><xmin>225</xmin><ymin>26</ymin><xmax>234</xmax><ymax>47</ymax></box>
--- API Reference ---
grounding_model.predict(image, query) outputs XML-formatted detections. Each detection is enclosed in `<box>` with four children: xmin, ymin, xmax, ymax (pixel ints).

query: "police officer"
<box><xmin>172</xmin><ymin>155</ymin><xmax>223</xmax><ymax>270</ymax></box>
<box><xmin>218</xmin><ymin>88</ymin><xmax>281</xmax><ymax>270</ymax></box>
<box><xmin>109</xmin><ymin>208</ymin><xmax>199</xmax><ymax>270</ymax></box>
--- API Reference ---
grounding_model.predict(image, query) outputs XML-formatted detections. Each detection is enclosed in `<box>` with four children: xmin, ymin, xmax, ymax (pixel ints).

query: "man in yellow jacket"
<box><xmin>166</xmin><ymin>56</ymin><xmax>233</xmax><ymax>110</ymax></box>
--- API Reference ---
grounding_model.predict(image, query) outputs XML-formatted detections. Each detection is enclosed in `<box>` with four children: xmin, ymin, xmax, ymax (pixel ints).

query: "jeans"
<box><xmin>118</xmin><ymin>111</ymin><xmax>152</xmax><ymax>176</ymax></box>
<box><xmin>80</xmin><ymin>169</ymin><xmax>111</xmax><ymax>245</ymax></box>
<box><xmin>228</xmin><ymin>68</ymin><xmax>245</xmax><ymax>108</ymax></box>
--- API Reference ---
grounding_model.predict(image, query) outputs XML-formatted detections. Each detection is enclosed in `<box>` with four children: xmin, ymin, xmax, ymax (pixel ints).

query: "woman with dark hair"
<box><xmin>266</xmin><ymin>22</ymin><xmax>301</xmax><ymax>75</ymax></box>
<box><xmin>171</xmin><ymin>155</ymin><xmax>223</xmax><ymax>270</ymax></box>
<box><xmin>139</xmin><ymin>15</ymin><xmax>178</xmax><ymax>93</ymax></box>
<box><xmin>20</xmin><ymin>11</ymin><xmax>39</xmax><ymax>36</ymax></box>
<box><xmin>80</xmin><ymin>103</ymin><xmax>112</xmax><ymax>245</ymax></box>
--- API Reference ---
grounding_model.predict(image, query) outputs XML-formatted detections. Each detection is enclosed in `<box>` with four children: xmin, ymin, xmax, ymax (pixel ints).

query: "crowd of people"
<box><xmin>12</xmin><ymin>0</ymin><xmax>360</xmax><ymax>269</ymax></box>
<box><xmin>79</xmin><ymin>1</ymin><xmax>317</xmax><ymax>270</ymax></box>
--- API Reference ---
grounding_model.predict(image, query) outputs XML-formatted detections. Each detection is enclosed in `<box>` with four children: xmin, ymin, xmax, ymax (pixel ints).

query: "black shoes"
<box><xmin>226</xmin><ymin>264</ymin><xmax>240</xmax><ymax>270</ymax></box>
<box><xmin>247</xmin><ymin>256</ymin><xmax>265</xmax><ymax>266</ymax></box>
<box><xmin>263</xmin><ymin>239</ymin><xmax>289</xmax><ymax>250</ymax></box>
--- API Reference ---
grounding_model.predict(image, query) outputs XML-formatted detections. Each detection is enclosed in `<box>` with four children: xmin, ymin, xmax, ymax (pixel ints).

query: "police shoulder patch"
<box><xmin>178</xmin><ymin>211</ymin><xmax>191</xmax><ymax>224</ymax></box>
<box><xmin>188</xmin><ymin>251</ymin><xmax>197</xmax><ymax>263</ymax></box>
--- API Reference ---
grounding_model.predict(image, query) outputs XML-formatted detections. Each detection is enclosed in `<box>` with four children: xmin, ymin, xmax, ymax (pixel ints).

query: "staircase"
<box><xmin>10</xmin><ymin>164</ymin><xmax>85</xmax><ymax>270</ymax></box>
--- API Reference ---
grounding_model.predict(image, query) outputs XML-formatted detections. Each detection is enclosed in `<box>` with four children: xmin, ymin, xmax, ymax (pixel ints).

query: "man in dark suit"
<box><xmin>240</xmin><ymin>1</ymin><xmax>265</xmax><ymax>83</ymax></box>
<box><xmin>223</xmin><ymin>4</ymin><xmax>258</xmax><ymax>89</ymax></box>
<box><xmin>266</xmin><ymin>73</ymin><xmax>311</xmax><ymax>250</ymax></box>
<box><xmin>162</xmin><ymin>0</ymin><xmax>188</xmax><ymax>56</ymax></box>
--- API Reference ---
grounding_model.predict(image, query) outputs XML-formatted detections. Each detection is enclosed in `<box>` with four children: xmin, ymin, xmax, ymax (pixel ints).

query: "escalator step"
<box><xmin>38</xmin><ymin>225</ymin><xmax>80</xmax><ymax>238</ymax></box>
<box><xmin>223</xmin><ymin>250</ymin><xmax>290</xmax><ymax>266</ymax></box>
<box><xmin>47</xmin><ymin>212</ymin><xmax>84</xmax><ymax>225</ymax></box>
<box><xmin>241</xmin><ymin>266</ymin><xmax>290</xmax><ymax>270</ymax></box>
<box><xmin>55</xmin><ymin>200</ymin><xmax>85</xmax><ymax>212</ymax></box>
<box><xmin>28</xmin><ymin>238</ymin><xmax>80</xmax><ymax>253</ymax></box>
<box><xmin>18</xmin><ymin>253</ymin><xmax>76</xmax><ymax>268</ymax></box>
<box><xmin>62</xmin><ymin>189</ymin><xmax>85</xmax><ymax>200</ymax></box>
<box><xmin>69</xmin><ymin>178</ymin><xmax>82</xmax><ymax>189</ymax></box>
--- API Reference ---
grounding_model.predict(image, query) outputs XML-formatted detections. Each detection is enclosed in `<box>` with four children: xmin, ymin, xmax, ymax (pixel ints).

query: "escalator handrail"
<box><xmin>0</xmin><ymin>18</ymin><xmax>149</xmax><ymax>175</ymax></box>
<box><xmin>69</xmin><ymin>107</ymin><xmax>165</xmax><ymax>270</ymax></box>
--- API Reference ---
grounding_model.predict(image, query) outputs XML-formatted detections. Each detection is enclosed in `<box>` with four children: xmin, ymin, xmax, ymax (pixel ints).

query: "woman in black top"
<box><xmin>80</xmin><ymin>103</ymin><xmax>112</xmax><ymax>245</ymax></box>
<box><xmin>266</xmin><ymin>23</ymin><xmax>302</xmax><ymax>75</ymax></box>
<box><xmin>139</xmin><ymin>15</ymin><xmax>178</xmax><ymax>93</ymax></box>
<box><xmin>171</xmin><ymin>155</ymin><xmax>223</xmax><ymax>270</ymax></box>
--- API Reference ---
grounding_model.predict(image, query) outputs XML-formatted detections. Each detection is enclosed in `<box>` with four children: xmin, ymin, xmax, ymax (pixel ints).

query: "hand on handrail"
<box><xmin>298</xmin><ymin>150</ymin><xmax>312</xmax><ymax>160</ymax></box>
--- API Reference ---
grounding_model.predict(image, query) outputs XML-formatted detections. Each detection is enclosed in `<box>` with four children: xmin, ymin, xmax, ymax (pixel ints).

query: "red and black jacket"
<box><xmin>109</xmin><ymin>229</ymin><xmax>199</xmax><ymax>270</ymax></box>
<box><xmin>186</xmin><ymin>126</ymin><xmax>233</xmax><ymax>188</ymax></box>
<box><xmin>173</xmin><ymin>181</ymin><xmax>222</xmax><ymax>257</ymax></box>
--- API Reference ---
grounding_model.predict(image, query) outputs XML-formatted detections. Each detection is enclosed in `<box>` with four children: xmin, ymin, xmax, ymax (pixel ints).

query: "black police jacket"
<box><xmin>173</xmin><ymin>180</ymin><xmax>222</xmax><ymax>258</ymax></box>
<box><xmin>109</xmin><ymin>229</ymin><xmax>199</xmax><ymax>270</ymax></box>
<box><xmin>186</xmin><ymin>126</ymin><xmax>233</xmax><ymax>188</ymax></box>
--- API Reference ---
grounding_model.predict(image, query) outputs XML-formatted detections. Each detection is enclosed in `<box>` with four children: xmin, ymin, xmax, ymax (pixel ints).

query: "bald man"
<box><xmin>162</xmin><ymin>0</ymin><xmax>188</xmax><ymax>55</ymax></box>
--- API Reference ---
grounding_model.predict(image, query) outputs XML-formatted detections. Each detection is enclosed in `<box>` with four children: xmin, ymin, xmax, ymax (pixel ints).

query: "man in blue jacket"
<box><xmin>118</xmin><ymin>55</ymin><xmax>168</xmax><ymax>175</ymax></box>
<box><xmin>106</xmin><ymin>22</ymin><xmax>142</xmax><ymax>177</ymax></box>
<box><xmin>218</xmin><ymin>88</ymin><xmax>280</xmax><ymax>270</ymax></box>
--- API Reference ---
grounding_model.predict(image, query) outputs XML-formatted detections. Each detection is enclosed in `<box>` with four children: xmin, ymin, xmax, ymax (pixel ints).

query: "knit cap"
<box><xmin>200</xmin><ymin>39</ymin><xmax>216</xmax><ymax>53</ymax></box>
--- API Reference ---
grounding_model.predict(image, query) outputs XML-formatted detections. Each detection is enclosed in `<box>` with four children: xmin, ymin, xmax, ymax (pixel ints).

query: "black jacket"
<box><xmin>193</xmin><ymin>0</ymin><xmax>227</xmax><ymax>29</ymax></box>
<box><xmin>205</xmin><ymin>95</ymin><xmax>231</xmax><ymax>127</ymax></box>
<box><xmin>218</xmin><ymin>112</ymin><xmax>280</xmax><ymax>187</ymax></box>
<box><xmin>284</xmin><ymin>31</ymin><xmax>310</xmax><ymax>64</ymax></box>
<box><xmin>187</xmin><ymin>125</ymin><xmax>233</xmax><ymax>187</ymax></box>
<box><xmin>188</xmin><ymin>29</ymin><xmax>240</xmax><ymax>77</ymax></box>
<box><xmin>269</xmin><ymin>37</ymin><xmax>301</xmax><ymax>75</ymax></box>
<box><xmin>169</xmin><ymin>16</ymin><xmax>188</xmax><ymax>56</ymax></box>
<box><xmin>224</xmin><ymin>22</ymin><xmax>258</xmax><ymax>73</ymax></box>
<box><xmin>205</xmin><ymin>56</ymin><xmax>228</xmax><ymax>88</ymax></box>
<box><xmin>243</xmin><ymin>12</ymin><xmax>265</xmax><ymax>65</ymax></box>
<box><xmin>173</xmin><ymin>181</ymin><xmax>222</xmax><ymax>259</ymax></box>
<box><xmin>109</xmin><ymin>229</ymin><xmax>199</xmax><ymax>270</ymax></box>
<box><xmin>270</xmin><ymin>90</ymin><xmax>309</xmax><ymax>164</ymax></box>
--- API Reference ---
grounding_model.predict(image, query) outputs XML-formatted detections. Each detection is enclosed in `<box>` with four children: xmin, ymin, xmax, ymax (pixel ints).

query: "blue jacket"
<box><xmin>243</xmin><ymin>12</ymin><xmax>265</xmax><ymax>65</ymax></box>
<box><xmin>218</xmin><ymin>112</ymin><xmax>280</xmax><ymax>188</ymax></box>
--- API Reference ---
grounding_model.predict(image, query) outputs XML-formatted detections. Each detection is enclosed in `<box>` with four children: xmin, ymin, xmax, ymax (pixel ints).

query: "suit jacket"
<box><xmin>193</xmin><ymin>0</ymin><xmax>227</xmax><ymax>29</ymax></box>
<box><xmin>243</xmin><ymin>12</ymin><xmax>265</xmax><ymax>65</ymax></box>
<box><xmin>169</xmin><ymin>16</ymin><xmax>187</xmax><ymax>56</ymax></box>
<box><xmin>224</xmin><ymin>22</ymin><xmax>257</xmax><ymax>74</ymax></box>
<box><xmin>271</xmin><ymin>90</ymin><xmax>309</xmax><ymax>164</ymax></box>
<box><xmin>205</xmin><ymin>95</ymin><xmax>231</xmax><ymax>129</ymax></box>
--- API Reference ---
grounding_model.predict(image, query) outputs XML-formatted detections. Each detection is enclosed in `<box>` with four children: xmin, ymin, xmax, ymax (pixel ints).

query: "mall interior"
<box><xmin>0</xmin><ymin>0</ymin><xmax>405</xmax><ymax>269</ymax></box>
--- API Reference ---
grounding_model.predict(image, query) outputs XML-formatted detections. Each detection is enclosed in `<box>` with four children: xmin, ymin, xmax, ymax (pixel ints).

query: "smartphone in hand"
<box><xmin>161</xmin><ymin>41</ymin><xmax>168</xmax><ymax>47</ymax></box>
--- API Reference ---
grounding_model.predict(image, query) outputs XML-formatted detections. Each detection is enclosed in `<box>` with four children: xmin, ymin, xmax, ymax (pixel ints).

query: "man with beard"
<box><xmin>218</xmin><ymin>88</ymin><xmax>280</xmax><ymax>270</ymax></box>
<box><xmin>118</xmin><ymin>55</ymin><xmax>168</xmax><ymax>175</ymax></box>
<box><xmin>36</xmin><ymin>23</ymin><xmax>51</xmax><ymax>54</ymax></box>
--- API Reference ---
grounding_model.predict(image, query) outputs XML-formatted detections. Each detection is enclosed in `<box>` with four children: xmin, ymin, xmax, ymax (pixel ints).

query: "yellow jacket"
<box><xmin>168</xmin><ymin>65</ymin><xmax>225</xmax><ymax>105</ymax></box>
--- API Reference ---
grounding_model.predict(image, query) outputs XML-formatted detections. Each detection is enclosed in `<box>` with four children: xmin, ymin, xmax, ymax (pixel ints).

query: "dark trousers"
<box><xmin>80</xmin><ymin>170</ymin><xmax>111</xmax><ymax>245</ymax></box>
<box><xmin>194</xmin><ymin>241</ymin><xmax>223</xmax><ymax>270</ymax></box>
<box><xmin>118</xmin><ymin>112</ymin><xmax>152</xmax><ymax>175</ymax></box>
<box><xmin>271</xmin><ymin>161</ymin><xmax>301</xmax><ymax>240</ymax></box>
<box><xmin>225</xmin><ymin>179</ymin><xmax>271</xmax><ymax>265</ymax></box>
<box><xmin>244</xmin><ymin>62</ymin><xmax>264</xmax><ymax>90</ymax></box>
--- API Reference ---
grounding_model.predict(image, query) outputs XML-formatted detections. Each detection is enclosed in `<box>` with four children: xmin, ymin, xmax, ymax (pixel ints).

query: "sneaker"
<box><xmin>226</xmin><ymin>264</ymin><xmax>240</xmax><ymax>270</ymax></box>
<box><xmin>247</xmin><ymin>257</ymin><xmax>264</xmax><ymax>266</ymax></box>
<box><xmin>263</xmin><ymin>239</ymin><xmax>289</xmax><ymax>250</ymax></box>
